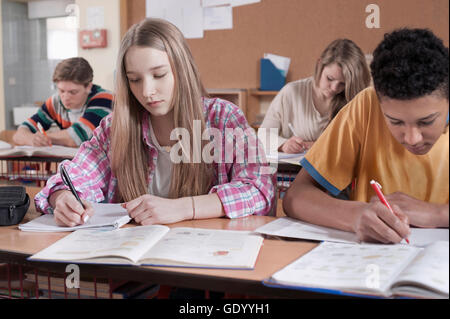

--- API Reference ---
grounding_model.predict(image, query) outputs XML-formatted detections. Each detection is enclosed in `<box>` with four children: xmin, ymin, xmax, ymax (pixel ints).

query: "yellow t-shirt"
<box><xmin>301</xmin><ymin>87</ymin><xmax>449</xmax><ymax>204</ymax></box>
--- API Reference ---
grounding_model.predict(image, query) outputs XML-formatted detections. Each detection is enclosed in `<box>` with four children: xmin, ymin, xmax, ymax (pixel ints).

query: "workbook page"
<box><xmin>391</xmin><ymin>241</ymin><xmax>449</xmax><ymax>298</ymax></box>
<box><xmin>271</xmin><ymin>242</ymin><xmax>420</xmax><ymax>295</ymax></box>
<box><xmin>30</xmin><ymin>225</ymin><xmax>170</xmax><ymax>264</ymax></box>
<box><xmin>140</xmin><ymin>227</ymin><xmax>263</xmax><ymax>268</ymax></box>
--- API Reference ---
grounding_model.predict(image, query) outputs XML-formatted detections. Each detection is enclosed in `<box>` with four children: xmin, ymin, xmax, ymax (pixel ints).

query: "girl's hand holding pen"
<box><xmin>50</xmin><ymin>190</ymin><xmax>94</xmax><ymax>227</ymax></box>
<box><xmin>279</xmin><ymin>137</ymin><xmax>309</xmax><ymax>153</ymax></box>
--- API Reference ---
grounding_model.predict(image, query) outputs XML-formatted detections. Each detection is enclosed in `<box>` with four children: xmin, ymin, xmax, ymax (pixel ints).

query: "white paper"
<box><xmin>0</xmin><ymin>140</ymin><xmax>12</xmax><ymax>150</ymax></box>
<box><xmin>265</xmin><ymin>151</ymin><xmax>305</xmax><ymax>161</ymax></box>
<box><xmin>255</xmin><ymin>217</ymin><xmax>449</xmax><ymax>247</ymax></box>
<box><xmin>231</xmin><ymin>0</ymin><xmax>260</xmax><ymax>7</ymax></box>
<box><xmin>86</xmin><ymin>6</ymin><xmax>105</xmax><ymax>29</ymax></box>
<box><xmin>203</xmin><ymin>5</ymin><xmax>233</xmax><ymax>30</ymax></box>
<box><xmin>146</xmin><ymin>0</ymin><xmax>204</xmax><ymax>39</ymax></box>
<box><xmin>19</xmin><ymin>203</ymin><xmax>131</xmax><ymax>232</ymax></box>
<box><xmin>264</xmin><ymin>53</ymin><xmax>291</xmax><ymax>77</ymax></box>
<box><xmin>256</xmin><ymin>217</ymin><xmax>358</xmax><ymax>243</ymax></box>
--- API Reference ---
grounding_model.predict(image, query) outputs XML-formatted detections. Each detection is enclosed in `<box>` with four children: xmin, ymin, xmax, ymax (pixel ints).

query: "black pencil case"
<box><xmin>0</xmin><ymin>186</ymin><xmax>30</xmax><ymax>226</ymax></box>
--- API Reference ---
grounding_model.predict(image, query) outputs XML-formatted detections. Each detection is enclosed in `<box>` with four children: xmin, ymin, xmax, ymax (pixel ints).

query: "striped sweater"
<box><xmin>20</xmin><ymin>84</ymin><xmax>113</xmax><ymax>146</ymax></box>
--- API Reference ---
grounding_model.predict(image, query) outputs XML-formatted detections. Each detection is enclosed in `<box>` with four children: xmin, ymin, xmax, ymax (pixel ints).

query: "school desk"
<box><xmin>0</xmin><ymin>187</ymin><xmax>343</xmax><ymax>299</ymax></box>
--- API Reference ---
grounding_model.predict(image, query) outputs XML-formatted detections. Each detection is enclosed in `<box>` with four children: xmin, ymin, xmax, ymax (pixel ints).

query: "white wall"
<box><xmin>0</xmin><ymin>1</ymin><xmax>5</xmax><ymax>131</ymax></box>
<box><xmin>75</xmin><ymin>0</ymin><xmax>121</xmax><ymax>92</ymax></box>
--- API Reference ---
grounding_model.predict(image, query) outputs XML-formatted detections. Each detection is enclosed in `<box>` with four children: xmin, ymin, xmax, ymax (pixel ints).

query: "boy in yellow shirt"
<box><xmin>284</xmin><ymin>28</ymin><xmax>449</xmax><ymax>244</ymax></box>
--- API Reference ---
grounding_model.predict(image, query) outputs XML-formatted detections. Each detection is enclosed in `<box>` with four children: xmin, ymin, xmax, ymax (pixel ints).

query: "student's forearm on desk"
<box><xmin>438</xmin><ymin>204</ymin><xmax>449</xmax><ymax>227</ymax></box>
<box><xmin>187</xmin><ymin>193</ymin><xmax>225</xmax><ymax>220</ymax></box>
<box><xmin>283</xmin><ymin>170</ymin><xmax>364</xmax><ymax>233</ymax></box>
<box><xmin>12</xmin><ymin>127</ymin><xmax>34</xmax><ymax>145</ymax></box>
<box><xmin>47</xmin><ymin>130</ymin><xmax>78</xmax><ymax>147</ymax></box>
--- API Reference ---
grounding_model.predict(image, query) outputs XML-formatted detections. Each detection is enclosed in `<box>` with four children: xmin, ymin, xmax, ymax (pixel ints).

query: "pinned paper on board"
<box><xmin>146</xmin><ymin>0</ymin><xmax>204</xmax><ymax>39</ymax></box>
<box><xmin>203</xmin><ymin>5</ymin><xmax>233</xmax><ymax>30</ymax></box>
<box><xmin>202</xmin><ymin>0</ymin><xmax>260</xmax><ymax>7</ymax></box>
<box><xmin>146</xmin><ymin>0</ymin><xmax>260</xmax><ymax>37</ymax></box>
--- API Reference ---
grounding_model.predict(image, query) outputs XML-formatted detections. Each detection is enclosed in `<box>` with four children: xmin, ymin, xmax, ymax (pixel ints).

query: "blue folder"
<box><xmin>260</xmin><ymin>58</ymin><xmax>286</xmax><ymax>91</ymax></box>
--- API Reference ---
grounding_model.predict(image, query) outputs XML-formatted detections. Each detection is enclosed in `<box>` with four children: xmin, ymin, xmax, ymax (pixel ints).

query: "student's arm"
<box><xmin>372</xmin><ymin>192</ymin><xmax>449</xmax><ymax>228</ymax></box>
<box><xmin>34</xmin><ymin>115</ymin><xmax>114</xmax><ymax>216</ymax></box>
<box><xmin>124</xmin><ymin>193</ymin><xmax>225</xmax><ymax>225</ymax></box>
<box><xmin>283</xmin><ymin>169</ymin><xmax>411</xmax><ymax>244</ymax></box>
<box><xmin>46</xmin><ymin>129</ymin><xmax>78</xmax><ymax>147</ymax></box>
<box><xmin>49</xmin><ymin>189</ymin><xmax>94</xmax><ymax>227</ymax></box>
<box><xmin>13</xmin><ymin>126</ymin><xmax>51</xmax><ymax>146</ymax></box>
<box><xmin>259</xmin><ymin>87</ymin><xmax>289</xmax><ymax>153</ymax></box>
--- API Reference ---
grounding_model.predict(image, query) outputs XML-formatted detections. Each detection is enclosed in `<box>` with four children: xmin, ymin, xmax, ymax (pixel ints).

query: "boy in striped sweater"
<box><xmin>13</xmin><ymin>57</ymin><xmax>113</xmax><ymax>147</ymax></box>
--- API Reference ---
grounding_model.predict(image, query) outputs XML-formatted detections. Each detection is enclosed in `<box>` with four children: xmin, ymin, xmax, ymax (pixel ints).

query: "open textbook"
<box><xmin>0</xmin><ymin>145</ymin><xmax>78</xmax><ymax>158</ymax></box>
<box><xmin>19</xmin><ymin>203</ymin><xmax>131</xmax><ymax>232</ymax></box>
<box><xmin>255</xmin><ymin>217</ymin><xmax>449</xmax><ymax>247</ymax></box>
<box><xmin>265</xmin><ymin>152</ymin><xmax>305</xmax><ymax>166</ymax></box>
<box><xmin>265</xmin><ymin>241</ymin><xmax>449</xmax><ymax>299</ymax></box>
<box><xmin>28</xmin><ymin>226</ymin><xmax>264</xmax><ymax>269</ymax></box>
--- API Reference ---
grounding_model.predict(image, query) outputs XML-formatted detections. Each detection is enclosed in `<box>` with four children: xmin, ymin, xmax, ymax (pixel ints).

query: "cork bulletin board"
<box><xmin>122</xmin><ymin>0</ymin><xmax>449</xmax><ymax>90</ymax></box>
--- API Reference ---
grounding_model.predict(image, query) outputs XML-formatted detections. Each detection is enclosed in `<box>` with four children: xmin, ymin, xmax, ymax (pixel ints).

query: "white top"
<box><xmin>258</xmin><ymin>77</ymin><xmax>329</xmax><ymax>154</ymax></box>
<box><xmin>148</xmin><ymin>124</ymin><xmax>173</xmax><ymax>198</ymax></box>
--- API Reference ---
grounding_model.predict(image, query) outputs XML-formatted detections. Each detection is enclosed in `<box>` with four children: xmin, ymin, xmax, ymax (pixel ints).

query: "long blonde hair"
<box><xmin>111</xmin><ymin>18</ymin><xmax>214</xmax><ymax>202</ymax></box>
<box><xmin>314</xmin><ymin>39</ymin><xmax>371</xmax><ymax>120</ymax></box>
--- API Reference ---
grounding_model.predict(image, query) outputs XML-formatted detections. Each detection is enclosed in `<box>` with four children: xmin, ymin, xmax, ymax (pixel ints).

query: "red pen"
<box><xmin>37</xmin><ymin>122</ymin><xmax>52</xmax><ymax>146</ymax></box>
<box><xmin>370</xmin><ymin>180</ymin><xmax>410</xmax><ymax>244</ymax></box>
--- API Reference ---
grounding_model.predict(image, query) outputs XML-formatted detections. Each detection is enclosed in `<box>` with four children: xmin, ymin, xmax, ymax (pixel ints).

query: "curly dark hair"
<box><xmin>370</xmin><ymin>28</ymin><xmax>449</xmax><ymax>100</ymax></box>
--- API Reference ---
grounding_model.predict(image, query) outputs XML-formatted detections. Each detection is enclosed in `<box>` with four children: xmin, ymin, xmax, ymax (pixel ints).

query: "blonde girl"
<box><xmin>35</xmin><ymin>18</ymin><xmax>275</xmax><ymax>226</ymax></box>
<box><xmin>259</xmin><ymin>39</ymin><xmax>371</xmax><ymax>154</ymax></box>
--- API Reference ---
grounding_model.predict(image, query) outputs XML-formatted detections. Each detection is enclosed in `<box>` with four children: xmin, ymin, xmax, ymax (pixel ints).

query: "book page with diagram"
<box><xmin>139</xmin><ymin>227</ymin><xmax>264</xmax><ymax>268</ymax></box>
<box><xmin>391</xmin><ymin>241</ymin><xmax>449</xmax><ymax>298</ymax></box>
<box><xmin>270</xmin><ymin>241</ymin><xmax>421</xmax><ymax>296</ymax></box>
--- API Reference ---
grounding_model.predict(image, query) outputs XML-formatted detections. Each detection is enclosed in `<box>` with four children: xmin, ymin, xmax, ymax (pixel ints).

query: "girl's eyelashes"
<box><xmin>154</xmin><ymin>73</ymin><xmax>167</xmax><ymax>79</ymax></box>
<box><xmin>127</xmin><ymin>73</ymin><xmax>167</xmax><ymax>82</ymax></box>
<box><xmin>418</xmin><ymin>119</ymin><xmax>436</xmax><ymax>127</ymax></box>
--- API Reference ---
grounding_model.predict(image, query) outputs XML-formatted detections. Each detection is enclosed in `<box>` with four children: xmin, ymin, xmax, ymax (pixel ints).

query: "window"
<box><xmin>46</xmin><ymin>16</ymin><xmax>78</xmax><ymax>60</ymax></box>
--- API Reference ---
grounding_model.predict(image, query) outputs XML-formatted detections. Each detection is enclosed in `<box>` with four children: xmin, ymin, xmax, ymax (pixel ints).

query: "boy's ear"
<box><xmin>85</xmin><ymin>82</ymin><xmax>93</xmax><ymax>92</ymax></box>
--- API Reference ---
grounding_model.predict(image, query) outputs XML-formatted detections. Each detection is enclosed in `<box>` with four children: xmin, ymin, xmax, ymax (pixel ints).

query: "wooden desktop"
<box><xmin>0</xmin><ymin>187</ymin><xmax>340</xmax><ymax>299</ymax></box>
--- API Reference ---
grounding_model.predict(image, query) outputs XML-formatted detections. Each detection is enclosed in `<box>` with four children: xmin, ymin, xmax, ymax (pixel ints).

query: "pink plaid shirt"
<box><xmin>35</xmin><ymin>97</ymin><xmax>276</xmax><ymax>218</ymax></box>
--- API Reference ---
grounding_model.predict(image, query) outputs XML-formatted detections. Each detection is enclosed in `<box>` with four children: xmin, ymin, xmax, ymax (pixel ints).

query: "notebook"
<box><xmin>265</xmin><ymin>241</ymin><xmax>449</xmax><ymax>299</ymax></box>
<box><xmin>0</xmin><ymin>145</ymin><xmax>78</xmax><ymax>158</ymax></box>
<box><xmin>255</xmin><ymin>217</ymin><xmax>449</xmax><ymax>247</ymax></box>
<box><xmin>28</xmin><ymin>226</ymin><xmax>264</xmax><ymax>269</ymax></box>
<box><xmin>265</xmin><ymin>152</ymin><xmax>305</xmax><ymax>165</ymax></box>
<box><xmin>19</xmin><ymin>203</ymin><xmax>131</xmax><ymax>232</ymax></box>
<box><xmin>0</xmin><ymin>140</ymin><xmax>12</xmax><ymax>150</ymax></box>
